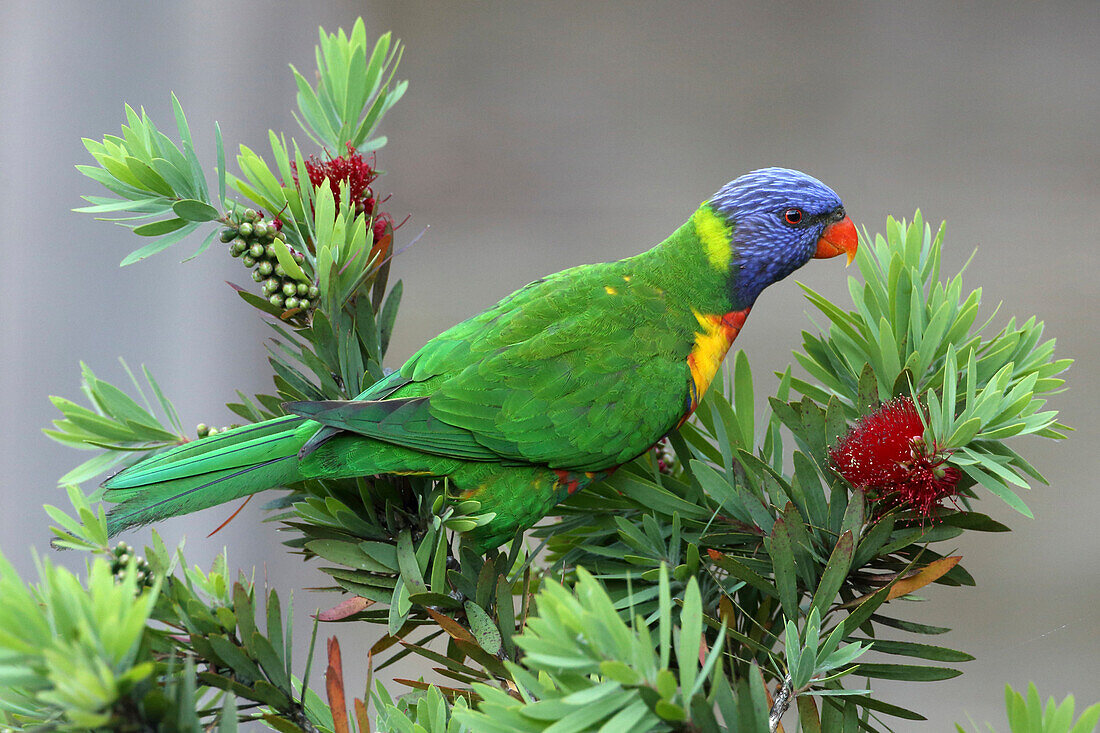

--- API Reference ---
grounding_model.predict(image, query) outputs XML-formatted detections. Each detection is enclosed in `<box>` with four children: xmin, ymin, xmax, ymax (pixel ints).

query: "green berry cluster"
<box><xmin>220</xmin><ymin>208</ymin><xmax>319</xmax><ymax>312</ymax></box>
<box><xmin>196</xmin><ymin>423</ymin><xmax>238</xmax><ymax>438</ymax></box>
<box><xmin>110</xmin><ymin>541</ymin><xmax>153</xmax><ymax>590</ymax></box>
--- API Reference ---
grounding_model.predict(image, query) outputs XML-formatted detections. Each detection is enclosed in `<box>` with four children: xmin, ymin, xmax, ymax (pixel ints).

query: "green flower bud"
<box><xmin>252</xmin><ymin>222</ymin><xmax>268</xmax><ymax>238</ymax></box>
<box><xmin>269</xmin><ymin>294</ymin><xmax>284</xmax><ymax>308</ymax></box>
<box><xmin>238</xmin><ymin>222</ymin><xmax>253</xmax><ymax>238</ymax></box>
<box><xmin>258</xmin><ymin>261</ymin><xmax>274</xmax><ymax>276</ymax></box>
<box><xmin>230</xmin><ymin>239</ymin><xmax>247</xmax><ymax>255</ymax></box>
<box><xmin>262</xmin><ymin>278</ymin><xmax>279</xmax><ymax>295</ymax></box>
<box><xmin>296</xmin><ymin>282</ymin><xmax>309</xmax><ymax>296</ymax></box>
<box><xmin>251</xmin><ymin>269</ymin><xmax>264</xmax><ymax>283</ymax></box>
<box><xmin>219</xmin><ymin>228</ymin><xmax>237</xmax><ymax>243</ymax></box>
<box><xmin>284</xmin><ymin>297</ymin><xmax>300</xmax><ymax>310</ymax></box>
<box><xmin>307</xmin><ymin>285</ymin><xmax>320</xmax><ymax>299</ymax></box>
<box><xmin>282</xmin><ymin>282</ymin><xmax>297</xmax><ymax>297</ymax></box>
<box><xmin>293</xmin><ymin>251</ymin><xmax>305</xmax><ymax>263</ymax></box>
<box><xmin>274</xmin><ymin>264</ymin><xmax>285</xmax><ymax>277</ymax></box>
<box><xmin>196</xmin><ymin>423</ymin><xmax>208</xmax><ymax>436</ymax></box>
<box><xmin>241</xmin><ymin>255</ymin><xmax>256</xmax><ymax>267</ymax></box>
<box><xmin>264</xmin><ymin>244</ymin><xmax>276</xmax><ymax>259</ymax></box>
<box><xmin>248</xmin><ymin>209</ymin><xmax>262</xmax><ymax>222</ymax></box>
<box><xmin>275</xmin><ymin>230</ymin><xmax>287</xmax><ymax>241</ymax></box>
<box><xmin>249</xmin><ymin>243</ymin><xmax>264</xmax><ymax>258</ymax></box>
<box><xmin>297</xmin><ymin>298</ymin><xmax>311</xmax><ymax>310</ymax></box>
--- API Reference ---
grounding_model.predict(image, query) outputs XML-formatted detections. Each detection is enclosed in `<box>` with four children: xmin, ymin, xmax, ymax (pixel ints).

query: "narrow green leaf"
<box><xmin>133</xmin><ymin>217</ymin><xmax>187</xmax><ymax>236</ymax></box>
<box><xmin>811</xmin><ymin>530</ymin><xmax>854</xmax><ymax>617</ymax></box>
<box><xmin>765</xmin><ymin>517</ymin><xmax>800</xmax><ymax>621</ymax></box>
<box><xmin>271</xmin><ymin>238</ymin><xmax>309</xmax><ymax>282</ymax></box>
<box><xmin>464</xmin><ymin>601</ymin><xmax>502</xmax><ymax>656</ymax></box>
<box><xmin>855</xmin><ymin>663</ymin><xmax>961</xmax><ymax>681</ymax></box>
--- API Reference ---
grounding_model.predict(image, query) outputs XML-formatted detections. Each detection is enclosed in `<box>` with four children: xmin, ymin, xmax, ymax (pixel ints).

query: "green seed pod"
<box><xmin>251</xmin><ymin>269</ymin><xmax>264</xmax><ymax>283</ymax></box>
<box><xmin>241</xmin><ymin>255</ymin><xmax>256</xmax><ymax>267</ymax></box>
<box><xmin>297</xmin><ymin>298</ymin><xmax>311</xmax><ymax>310</ymax></box>
<box><xmin>258</xmin><ymin>261</ymin><xmax>274</xmax><ymax>276</ymax></box>
<box><xmin>269</xmin><ymin>294</ymin><xmax>284</xmax><ymax>308</ymax></box>
<box><xmin>282</xmin><ymin>282</ymin><xmax>297</xmax><ymax>297</ymax></box>
<box><xmin>307</xmin><ymin>285</ymin><xmax>320</xmax><ymax>299</ymax></box>
<box><xmin>284</xmin><ymin>296</ymin><xmax>299</xmax><ymax>310</ymax></box>
<box><xmin>296</xmin><ymin>282</ymin><xmax>309</xmax><ymax>296</ymax></box>
<box><xmin>219</xmin><ymin>228</ymin><xmax>236</xmax><ymax>243</ymax></box>
<box><xmin>238</xmin><ymin>222</ymin><xmax>253</xmax><ymax>238</ymax></box>
<box><xmin>249</xmin><ymin>243</ymin><xmax>264</xmax><ymax>258</ymax></box>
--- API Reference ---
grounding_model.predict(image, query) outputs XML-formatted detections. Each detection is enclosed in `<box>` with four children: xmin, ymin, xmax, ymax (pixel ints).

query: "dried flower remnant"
<box><xmin>653</xmin><ymin>437</ymin><xmax>677</xmax><ymax>475</ymax></box>
<box><xmin>830</xmin><ymin>397</ymin><xmax>961</xmax><ymax>517</ymax></box>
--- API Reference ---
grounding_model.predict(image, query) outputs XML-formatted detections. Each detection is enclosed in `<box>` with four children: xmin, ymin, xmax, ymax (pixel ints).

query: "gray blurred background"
<box><xmin>2</xmin><ymin>1</ymin><xmax>1098</xmax><ymax>728</ymax></box>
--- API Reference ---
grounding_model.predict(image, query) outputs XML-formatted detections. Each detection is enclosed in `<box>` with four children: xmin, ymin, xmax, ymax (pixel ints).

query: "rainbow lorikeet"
<box><xmin>103</xmin><ymin>167</ymin><xmax>856</xmax><ymax>551</ymax></box>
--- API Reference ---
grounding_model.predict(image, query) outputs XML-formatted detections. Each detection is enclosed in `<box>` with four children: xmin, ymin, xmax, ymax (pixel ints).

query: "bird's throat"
<box><xmin>686</xmin><ymin>308</ymin><xmax>751</xmax><ymax>410</ymax></box>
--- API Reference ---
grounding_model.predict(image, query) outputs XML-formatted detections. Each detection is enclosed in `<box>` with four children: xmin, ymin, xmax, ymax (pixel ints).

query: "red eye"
<box><xmin>784</xmin><ymin>208</ymin><xmax>803</xmax><ymax>225</ymax></box>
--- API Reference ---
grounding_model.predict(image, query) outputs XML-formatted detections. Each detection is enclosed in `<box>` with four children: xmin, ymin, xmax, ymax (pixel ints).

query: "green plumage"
<box><xmin>104</xmin><ymin>166</ymin><xmax>852</xmax><ymax>551</ymax></box>
<box><xmin>105</xmin><ymin>216</ymin><xmax>724</xmax><ymax>549</ymax></box>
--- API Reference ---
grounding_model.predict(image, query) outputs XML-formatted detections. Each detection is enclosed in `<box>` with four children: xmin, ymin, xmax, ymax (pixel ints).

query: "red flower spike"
<box><xmin>830</xmin><ymin>397</ymin><xmax>961</xmax><ymax>518</ymax></box>
<box><xmin>293</xmin><ymin>143</ymin><xmax>382</xmax><ymax>216</ymax></box>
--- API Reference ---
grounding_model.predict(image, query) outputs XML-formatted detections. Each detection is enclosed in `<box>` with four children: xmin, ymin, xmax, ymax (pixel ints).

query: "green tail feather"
<box><xmin>103</xmin><ymin>416</ymin><xmax>311</xmax><ymax>536</ymax></box>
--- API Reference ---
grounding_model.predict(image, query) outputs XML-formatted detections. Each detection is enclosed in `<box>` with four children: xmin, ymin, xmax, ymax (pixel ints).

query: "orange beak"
<box><xmin>814</xmin><ymin>215</ymin><xmax>858</xmax><ymax>266</ymax></box>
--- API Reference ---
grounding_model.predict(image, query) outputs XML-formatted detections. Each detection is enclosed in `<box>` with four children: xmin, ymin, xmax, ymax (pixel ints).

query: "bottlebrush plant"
<box><xmin>2</xmin><ymin>17</ymin><xmax>1083</xmax><ymax>733</ymax></box>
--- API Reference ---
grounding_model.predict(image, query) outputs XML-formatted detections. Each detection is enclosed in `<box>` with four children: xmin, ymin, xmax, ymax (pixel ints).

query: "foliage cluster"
<box><xmin>4</xmin><ymin>17</ymin><xmax>1088</xmax><ymax>733</ymax></box>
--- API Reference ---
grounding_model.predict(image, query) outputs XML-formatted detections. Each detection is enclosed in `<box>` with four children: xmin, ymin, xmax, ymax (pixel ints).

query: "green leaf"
<box><xmin>172</xmin><ymin>198</ymin><xmax>220</xmax><ymax>222</ymax></box>
<box><xmin>120</xmin><ymin>221</ymin><xmax>198</xmax><ymax>265</ymax></box>
<box><xmin>677</xmin><ymin>577</ymin><xmax>703</xmax><ymax>698</ymax></box>
<box><xmin>123</xmin><ymin>155</ymin><xmax>175</xmax><ymax>197</ymax></box>
<box><xmin>464</xmin><ymin>601</ymin><xmax>502</xmax><ymax>656</ymax></box>
<box><xmin>396</xmin><ymin>529</ymin><xmax>428</xmax><ymax>594</ymax></box>
<box><xmin>707</xmin><ymin>551</ymin><xmax>779</xmax><ymax>599</ymax></box>
<box><xmin>811</xmin><ymin>530</ymin><xmax>854</xmax><ymax>617</ymax></box>
<box><xmin>272</xmin><ymin>238</ymin><xmax>309</xmax><ymax>282</ymax></box>
<box><xmin>855</xmin><ymin>663</ymin><xmax>961</xmax><ymax>681</ymax></box>
<box><xmin>133</xmin><ymin>217</ymin><xmax>187</xmax><ymax>236</ymax></box>
<box><xmin>857</xmin><ymin>638</ymin><xmax>974</xmax><ymax>663</ymax></box>
<box><xmin>959</xmin><ymin>463</ymin><xmax>1033</xmax><ymax>517</ymax></box>
<box><xmin>765</xmin><ymin>516</ymin><xmax>800</xmax><ymax>621</ymax></box>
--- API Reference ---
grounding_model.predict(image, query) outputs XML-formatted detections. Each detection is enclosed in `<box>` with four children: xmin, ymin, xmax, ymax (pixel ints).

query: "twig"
<box><xmin>769</xmin><ymin>673</ymin><xmax>794</xmax><ymax>732</ymax></box>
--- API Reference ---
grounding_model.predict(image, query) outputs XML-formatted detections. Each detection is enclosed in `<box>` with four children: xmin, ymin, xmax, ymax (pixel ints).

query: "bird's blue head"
<box><xmin>709</xmin><ymin>167</ymin><xmax>856</xmax><ymax>307</ymax></box>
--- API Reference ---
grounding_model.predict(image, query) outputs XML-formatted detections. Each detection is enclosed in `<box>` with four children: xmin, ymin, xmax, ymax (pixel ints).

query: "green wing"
<box><xmin>291</xmin><ymin>263</ymin><xmax>695</xmax><ymax>471</ymax></box>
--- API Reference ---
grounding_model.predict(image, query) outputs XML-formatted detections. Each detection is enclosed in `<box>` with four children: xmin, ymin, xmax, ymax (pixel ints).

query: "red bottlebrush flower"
<box><xmin>830</xmin><ymin>397</ymin><xmax>961</xmax><ymax>517</ymax></box>
<box><xmin>293</xmin><ymin>143</ymin><xmax>381</xmax><ymax>216</ymax></box>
